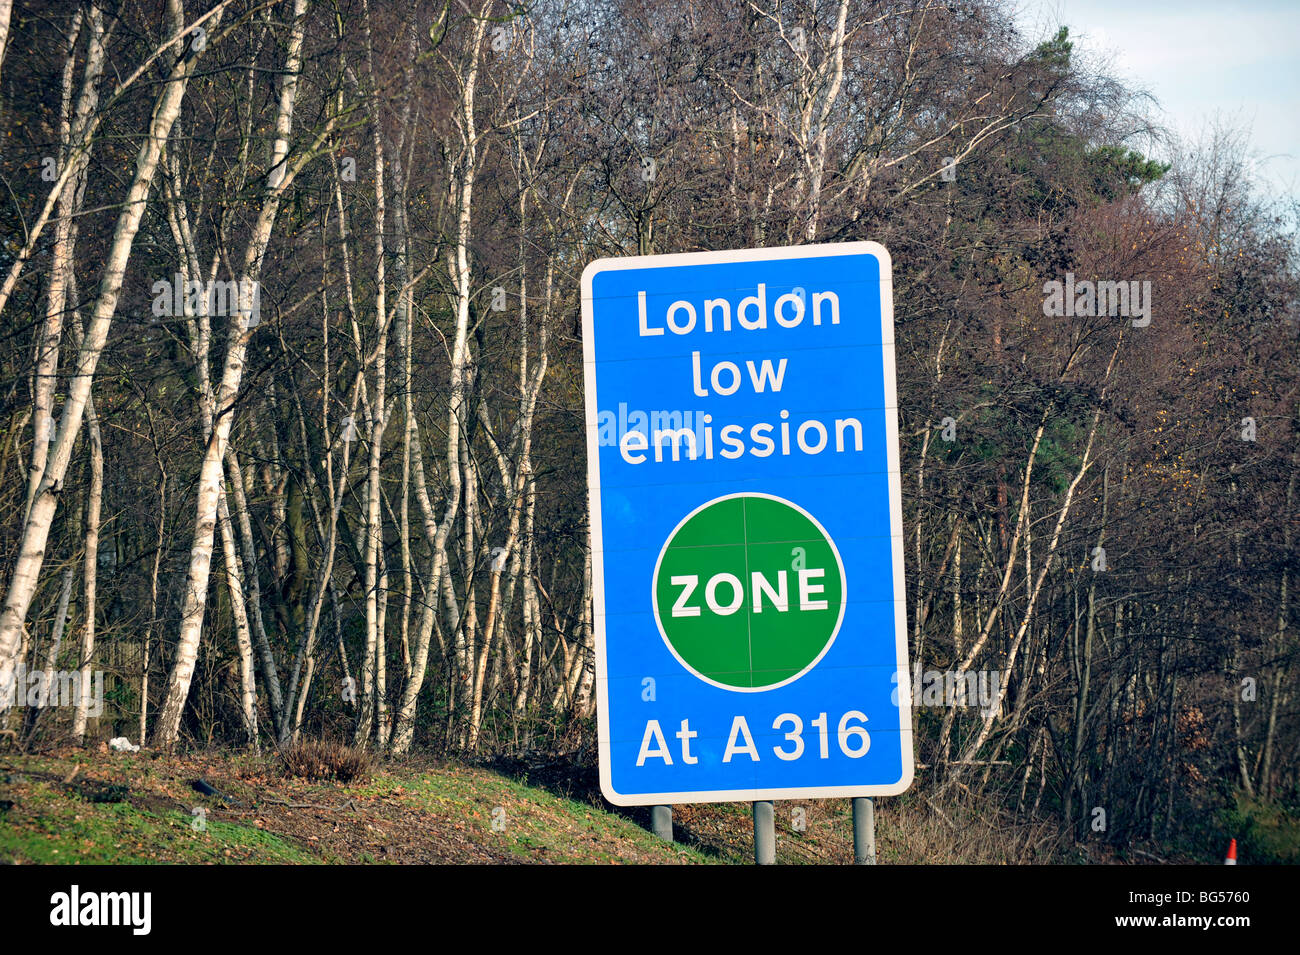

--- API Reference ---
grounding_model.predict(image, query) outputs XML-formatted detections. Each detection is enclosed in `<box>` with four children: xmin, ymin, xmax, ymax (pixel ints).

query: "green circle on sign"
<box><xmin>651</xmin><ymin>493</ymin><xmax>846</xmax><ymax>691</ymax></box>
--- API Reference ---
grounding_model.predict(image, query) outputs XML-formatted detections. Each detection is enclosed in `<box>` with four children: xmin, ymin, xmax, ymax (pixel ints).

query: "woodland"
<box><xmin>0</xmin><ymin>0</ymin><xmax>1296</xmax><ymax>855</ymax></box>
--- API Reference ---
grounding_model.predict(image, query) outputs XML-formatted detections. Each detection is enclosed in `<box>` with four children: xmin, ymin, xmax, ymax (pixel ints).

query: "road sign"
<box><xmin>582</xmin><ymin>241</ymin><xmax>913</xmax><ymax>806</ymax></box>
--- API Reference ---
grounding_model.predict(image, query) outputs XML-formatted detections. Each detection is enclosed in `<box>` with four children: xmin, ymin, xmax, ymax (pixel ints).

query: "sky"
<box><xmin>1013</xmin><ymin>0</ymin><xmax>1300</xmax><ymax>201</ymax></box>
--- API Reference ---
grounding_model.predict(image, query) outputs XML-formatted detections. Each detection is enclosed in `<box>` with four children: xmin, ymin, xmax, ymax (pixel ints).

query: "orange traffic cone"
<box><xmin>1224</xmin><ymin>838</ymin><xmax>1237</xmax><ymax>865</ymax></box>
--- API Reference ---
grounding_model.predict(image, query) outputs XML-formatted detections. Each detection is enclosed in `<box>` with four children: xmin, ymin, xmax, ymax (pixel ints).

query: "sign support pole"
<box><xmin>651</xmin><ymin>805</ymin><xmax>673</xmax><ymax>841</ymax></box>
<box><xmin>853</xmin><ymin>797</ymin><xmax>877</xmax><ymax>864</ymax></box>
<box><xmin>753</xmin><ymin>800</ymin><xmax>775</xmax><ymax>865</ymax></box>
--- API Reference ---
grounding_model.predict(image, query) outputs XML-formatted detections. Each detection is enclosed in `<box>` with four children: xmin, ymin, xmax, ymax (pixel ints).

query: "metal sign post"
<box><xmin>583</xmin><ymin>242</ymin><xmax>914</xmax><ymax>863</ymax></box>
<box><xmin>651</xmin><ymin>805</ymin><xmax>673</xmax><ymax>841</ymax></box>
<box><xmin>853</xmin><ymin>796</ymin><xmax>877</xmax><ymax>864</ymax></box>
<box><xmin>753</xmin><ymin>801</ymin><xmax>775</xmax><ymax>865</ymax></box>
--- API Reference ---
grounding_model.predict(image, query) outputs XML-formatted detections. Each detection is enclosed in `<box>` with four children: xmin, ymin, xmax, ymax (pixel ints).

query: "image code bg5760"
<box><xmin>582</xmin><ymin>241</ymin><xmax>913</xmax><ymax>806</ymax></box>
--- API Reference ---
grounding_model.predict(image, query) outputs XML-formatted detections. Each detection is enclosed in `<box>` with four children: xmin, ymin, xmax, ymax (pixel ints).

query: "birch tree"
<box><xmin>0</xmin><ymin>7</ymin><xmax>221</xmax><ymax>710</ymax></box>
<box><xmin>155</xmin><ymin>0</ymin><xmax>313</xmax><ymax>748</ymax></box>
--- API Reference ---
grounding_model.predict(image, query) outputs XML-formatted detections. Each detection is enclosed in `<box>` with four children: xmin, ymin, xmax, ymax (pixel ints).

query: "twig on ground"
<box><xmin>1132</xmin><ymin>847</ymin><xmax>1168</xmax><ymax>864</ymax></box>
<box><xmin>925</xmin><ymin>796</ymin><xmax>958</xmax><ymax>830</ymax></box>
<box><xmin>262</xmin><ymin>796</ymin><xmax>359</xmax><ymax>811</ymax></box>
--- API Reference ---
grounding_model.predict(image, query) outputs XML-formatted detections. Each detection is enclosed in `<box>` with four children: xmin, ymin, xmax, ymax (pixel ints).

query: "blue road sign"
<box><xmin>582</xmin><ymin>242</ymin><xmax>913</xmax><ymax>805</ymax></box>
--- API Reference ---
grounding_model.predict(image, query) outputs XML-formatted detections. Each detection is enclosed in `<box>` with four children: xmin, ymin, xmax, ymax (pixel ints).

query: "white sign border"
<box><xmin>582</xmin><ymin>240</ymin><xmax>913</xmax><ymax>807</ymax></box>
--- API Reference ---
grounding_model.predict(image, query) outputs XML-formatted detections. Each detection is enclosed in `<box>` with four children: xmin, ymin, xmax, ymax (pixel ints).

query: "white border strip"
<box><xmin>582</xmin><ymin>241</ymin><xmax>913</xmax><ymax>806</ymax></box>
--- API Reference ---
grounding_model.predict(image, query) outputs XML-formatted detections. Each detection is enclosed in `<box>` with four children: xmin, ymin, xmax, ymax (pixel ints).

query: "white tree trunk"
<box><xmin>71</xmin><ymin>398</ymin><xmax>102</xmax><ymax>741</ymax></box>
<box><xmin>140</xmin><ymin>472</ymin><xmax>166</xmax><ymax>745</ymax></box>
<box><xmin>218</xmin><ymin>490</ymin><xmax>259</xmax><ymax>749</ymax></box>
<box><xmin>154</xmin><ymin>0</ymin><xmax>307</xmax><ymax>748</ymax></box>
<box><xmin>355</xmin><ymin>0</ymin><xmax>390</xmax><ymax>747</ymax></box>
<box><xmin>225</xmin><ymin>446</ymin><xmax>282</xmax><ymax>734</ymax></box>
<box><xmin>0</xmin><ymin>14</ymin><xmax>209</xmax><ymax>709</ymax></box>
<box><xmin>430</xmin><ymin>2</ymin><xmax>492</xmax><ymax>748</ymax></box>
<box><xmin>23</xmin><ymin>10</ymin><xmax>86</xmax><ymax>526</ymax></box>
<box><xmin>0</xmin><ymin>0</ymin><xmax>13</xmax><ymax>85</ymax></box>
<box><xmin>282</xmin><ymin>145</ymin><xmax>364</xmax><ymax>742</ymax></box>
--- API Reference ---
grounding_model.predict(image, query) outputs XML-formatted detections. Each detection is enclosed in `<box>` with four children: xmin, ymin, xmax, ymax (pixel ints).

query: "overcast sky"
<box><xmin>1014</xmin><ymin>0</ymin><xmax>1299</xmax><ymax>201</ymax></box>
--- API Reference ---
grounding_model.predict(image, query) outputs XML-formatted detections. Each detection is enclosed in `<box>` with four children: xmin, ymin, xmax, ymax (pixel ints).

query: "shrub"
<box><xmin>280</xmin><ymin>739</ymin><xmax>371</xmax><ymax>784</ymax></box>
